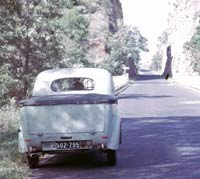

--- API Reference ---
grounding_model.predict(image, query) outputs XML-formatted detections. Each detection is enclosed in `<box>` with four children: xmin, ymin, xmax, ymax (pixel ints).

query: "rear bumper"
<box><xmin>21</xmin><ymin>132</ymin><xmax>113</xmax><ymax>154</ymax></box>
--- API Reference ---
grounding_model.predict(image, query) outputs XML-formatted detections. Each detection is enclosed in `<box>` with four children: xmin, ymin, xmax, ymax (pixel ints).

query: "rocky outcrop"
<box><xmin>86</xmin><ymin>4</ymin><xmax>109</xmax><ymax>63</ymax></box>
<box><xmin>163</xmin><ymin>0</ymin><xmax>200</xmax><ymax>75</ymax></box>
<box><xmin>86</xmin><ymin>0</ymin><xmax>123</xmax><ymax>63</ymax></box>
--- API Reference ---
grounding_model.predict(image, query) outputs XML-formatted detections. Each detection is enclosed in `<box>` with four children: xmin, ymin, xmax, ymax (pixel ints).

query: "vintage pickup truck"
<box><xmin>18</xmin><ymin>68</ymin><xmax>121</xmax><ymax>168</ymax></box>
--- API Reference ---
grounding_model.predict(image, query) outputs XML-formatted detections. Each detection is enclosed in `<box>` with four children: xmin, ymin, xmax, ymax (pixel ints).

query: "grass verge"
<box><xmin>0</xmin><ymin>99</ymin><xmax>29</xmax><ymax>179</ymax></box>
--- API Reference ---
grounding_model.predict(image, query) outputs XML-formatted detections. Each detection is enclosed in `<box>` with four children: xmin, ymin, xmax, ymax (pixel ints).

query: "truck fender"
<box><xmin>107</xmin><ymin>116</ymin><xmax>121</xmax><ymax>150</ymax></box>
<box><xmin>18</xmin><ymin>126</ymin><xmax>28</xmax><ymax>153</ymax></box>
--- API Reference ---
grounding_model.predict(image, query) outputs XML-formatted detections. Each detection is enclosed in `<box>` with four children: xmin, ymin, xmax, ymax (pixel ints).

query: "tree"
<box><xmin>0</xmin><ymin>0</ymin><xmax>90</xmax><ymax>103</ymax></box>
<box><xmin>102</xmin><ymin>25</ymin><xmax>148</xmax><ymax>75</ymax></box>
<box><xmin>150</xmin><ymin>51</ymin><xmax>163</xmax><ymax>71</ymax></box>
<box><xmin>184</xmin><ymin>25</ymin><xmax>200</xmax><ymax>74</ymax></box>
<box><xmin>158</xmin><ymin>31</ymin><xmax>168</xmax><ymax>45</ymax></box>
<box><xmin>59</xmin><ymin>8</ymin><xmax>90</xmax><ymax>67</ymax></box>
<box><xmin>0</xmin><ymin>64</ymin><xmax>22</xmax><ymax>106</ymax></box>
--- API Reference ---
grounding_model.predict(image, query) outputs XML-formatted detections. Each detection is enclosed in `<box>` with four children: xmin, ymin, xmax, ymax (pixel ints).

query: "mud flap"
<box><xmin>18</xmin><ymin>126</ymin><xmax>28</xmax><ymax>153</ymax></box>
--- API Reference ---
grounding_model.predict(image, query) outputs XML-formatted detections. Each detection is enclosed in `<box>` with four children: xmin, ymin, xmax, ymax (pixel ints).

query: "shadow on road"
<box><xmin>31</xmin><ymin>116</ymin><xmax>200</xmax><ymax>179</ymax></box>
<box><xmin>119</xmin><ymin>116</ymin><xmax>200</xmax><ymax>178</ymax></box>
<box><xmin>118</xmin><ymin>94</ymin><xmax>173</xmax><ymax>100</ymax></box>
<box><xmin>135</xmin><ymin>75</ymin><xmax>163</xmax><ymax>81</ymax></box>
<box><xmin>39</xmin><ymin>151</ymin><xmax>109</xmax><ymax>169</ymax></box>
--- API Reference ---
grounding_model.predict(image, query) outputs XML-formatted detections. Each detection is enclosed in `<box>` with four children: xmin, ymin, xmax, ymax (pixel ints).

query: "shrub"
<box><xmin>184</xmin><ymin>25</ymin><xmax>200</xmax><ymax>74</ymax></box>
<box><xmin>101</xmin><ymin>25</ymin><xmax>148</xmax><ymax>75</ymax></box>
<box><xmin>0</xmin><ymin>100</ymin><xmax>29</xmax><ymax>179</ymax></box>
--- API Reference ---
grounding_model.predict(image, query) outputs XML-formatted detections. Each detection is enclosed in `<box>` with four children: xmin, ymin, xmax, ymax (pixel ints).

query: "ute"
<box><xmin>18</xmin><ymin>68</ymin><xmax>121</xmax><ymax>168</ymax></box>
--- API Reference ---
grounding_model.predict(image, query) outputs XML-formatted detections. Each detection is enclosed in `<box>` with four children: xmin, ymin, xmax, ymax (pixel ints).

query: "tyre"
<box><xmin>27</xmin><ymin>155</ymin><xmax>39</xmax><ymax>169</ymax></box>
<box><xmin>107</xmin><ymin>149</ymin><xmax>117</xmax><ymax>166</ymax></box>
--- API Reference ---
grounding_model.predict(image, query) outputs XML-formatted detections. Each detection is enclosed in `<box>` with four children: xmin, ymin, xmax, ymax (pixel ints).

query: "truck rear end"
<box><xmin>18</xmin><ymin>68</ymin><xmax>121</xmax><ymax>168</ymax></box>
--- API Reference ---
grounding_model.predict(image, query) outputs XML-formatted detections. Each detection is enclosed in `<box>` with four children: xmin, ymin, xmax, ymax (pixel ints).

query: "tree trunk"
<box><xmin>162</xmin><ymin>45</ymin><xmax>173</xmax><ymax>78</ymax></box>
<box><xmin>127</xmin><ymin>58</ymin><xmax>137</xmax><ymax>79</ymax></box>
<box><xmin>23</xmin><ymin>31</ymin><xmax>30</xmax><ymax>97</ymax></box>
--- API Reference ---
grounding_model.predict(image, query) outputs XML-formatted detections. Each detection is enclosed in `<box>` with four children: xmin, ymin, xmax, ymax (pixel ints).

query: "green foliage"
<box><xmin>59</xmin><ymin>8</ymin><xmax>90</xmax><ymax>67</ymax></box>
<box><xmin>158</xmin><ymin>31</ymin><xmax>168</xmax><ymax>45</ymax></box>
<box><xmin>0</xmin><ymin>64</ymin><xmax>22</xmax><ymax>105</ymax></box>
<box><xmin>0</xmin><ymin>0</ymin><xmax>147</xmax><ymax>103</ymax></box>
<box><xmin>0</xmin><ymin>1</ymin><xmax>67</xmax><ymax>97</ymax></box>
<box><xmin>185</xmin><ymin>26</ymin><xmax>200</xmax><ymax>51</ymax></box>
<box><xmin>150</xmin><ymin>51</ymin><xmax>163</xmax><ymax>71</ymax></box>
<box><xmin>0</xmin><ymin>99</ymin><xmax>19</xmax><ymax>131</ymax></box>
<box><xmin>0</xmin><ymin>102</ymin><xmax>28</xmax><ymax>179</ymax></box>
<box><xmin>102</xmin><ymin>25</ymin><xmax>148</xmax><ymax>75</ymax></box>
<box><xmin>62</xmin><ymin>9</ymin><xmax>89</xmax><ymax>42</ymax></box>
<box><xmin>184</xmin><ymin>25</ymin><xmax>200</xmax><ymax>74</ymax></box>
<box><xmin>0</xmin><ymin>0</ymin><xmax>90</xmax><ymax>103</ymax></box>
<box><xmin>0</xmin><ymin>129</ymin><xmax>28</xmax><ymax>179</ymax></box>
<box><xmin>102</xmin><ymin>0</ymin><xmax>112</xmax><ymax>13</ymax></box>
<box><xmin>78</xmin><ymin>0</ymin><xmax>99</xmax><ymax>14</ymax></box>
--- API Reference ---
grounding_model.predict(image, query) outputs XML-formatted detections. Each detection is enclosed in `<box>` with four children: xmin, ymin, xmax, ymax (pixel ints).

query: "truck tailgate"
<box><xmin>21</xmin><ymin>104</ymin><xmax>107</xmax><ymax>134</ymax></box>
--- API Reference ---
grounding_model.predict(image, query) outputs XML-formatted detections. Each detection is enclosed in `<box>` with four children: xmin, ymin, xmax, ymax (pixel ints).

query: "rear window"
<box><xmin>51</xmin><ymin>77</ymin><xmax>95</xmax><ymax>92</ymax></box>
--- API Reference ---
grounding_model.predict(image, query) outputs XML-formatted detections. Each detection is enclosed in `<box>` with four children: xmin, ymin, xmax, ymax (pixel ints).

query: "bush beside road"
<box><xmin>0</xmin><ymin>100</ymin><xmax>29</xmax><ymax>179</ymax></box>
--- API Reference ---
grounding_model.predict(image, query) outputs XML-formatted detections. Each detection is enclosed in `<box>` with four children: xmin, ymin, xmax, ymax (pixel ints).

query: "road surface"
<box><xmin>31</xmin><ymin>74</ymin><xmax>200</xmax><ymax>179</ymax></box>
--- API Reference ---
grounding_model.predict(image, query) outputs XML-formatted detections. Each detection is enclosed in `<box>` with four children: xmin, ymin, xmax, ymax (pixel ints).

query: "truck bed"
<box><xmin>20</xmin><ymin>94</ymin><xmax>116</xmax><ymax>135</ymax></box>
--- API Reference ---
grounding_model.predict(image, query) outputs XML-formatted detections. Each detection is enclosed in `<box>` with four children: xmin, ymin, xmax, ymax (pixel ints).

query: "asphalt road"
<box><xmin>31</xmin><ymin>74</ymin><xmax>200</xmax><ymax>179</ymax></box>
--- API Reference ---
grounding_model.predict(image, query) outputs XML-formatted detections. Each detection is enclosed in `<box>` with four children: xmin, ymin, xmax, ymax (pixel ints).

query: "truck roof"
<box><xmin>32</xmin><ymin>68</ymin><xmax>115</xmax><ymax>96</ymax></box>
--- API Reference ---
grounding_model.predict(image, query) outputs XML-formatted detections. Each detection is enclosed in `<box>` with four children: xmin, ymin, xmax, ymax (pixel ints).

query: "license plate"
<box><xmin>53</xmin><ymin>141</ymin><xmax>80</xmax><ymax>150</ymax></box>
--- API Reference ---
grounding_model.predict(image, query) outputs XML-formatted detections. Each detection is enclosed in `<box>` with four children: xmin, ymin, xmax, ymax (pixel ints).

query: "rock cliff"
<box><xmin>86</xmin><ymin>0</ymin><xmax>123</xmax><ymax>63</ymax></box>
<box><xmin>163</xmin><ymin>0</ymin><xmax>200</xmax><ymax>75</ymax></box>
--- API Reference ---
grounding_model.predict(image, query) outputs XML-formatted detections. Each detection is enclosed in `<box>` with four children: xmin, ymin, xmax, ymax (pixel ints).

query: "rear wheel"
<box><xmin>27</xmin><ymin>155</ymin><xmax>39</xmax><ymax>169</ymax></box>
<box><xmin>107</xmin><ymin>149</ymin><xmax>116</xmax><ymax>166</ymax></box>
